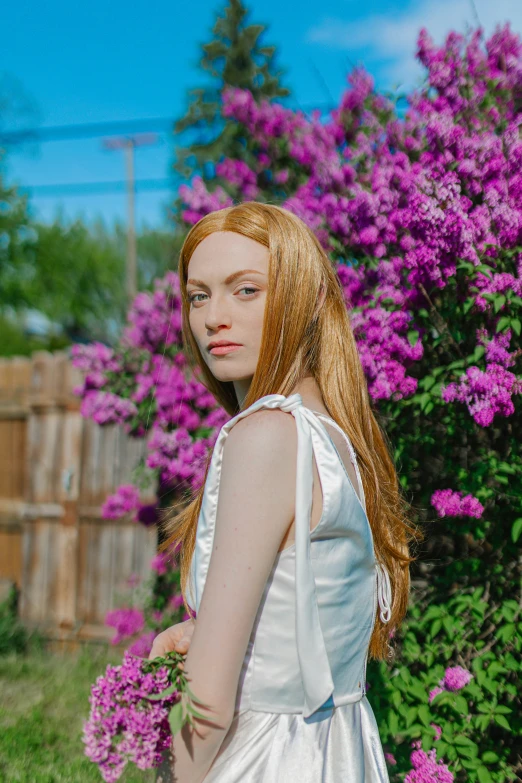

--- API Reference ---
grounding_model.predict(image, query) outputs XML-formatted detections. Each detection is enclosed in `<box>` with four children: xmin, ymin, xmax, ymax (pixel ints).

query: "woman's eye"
<box><xmin>189</xmin><ymin>287</ymin><xmax>259</xmax><ymax>305</ymax></box>
<box><xmin>189</xmin><ymin>293</ymin><xmax>207</xmax><ymax>304</ymax></box>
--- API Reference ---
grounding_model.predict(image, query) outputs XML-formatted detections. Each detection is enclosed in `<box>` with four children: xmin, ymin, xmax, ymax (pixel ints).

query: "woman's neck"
<box><xmin>291</xmin><ymin>376</ymin><xmax>329</xmax><ymax>416</ymax></box>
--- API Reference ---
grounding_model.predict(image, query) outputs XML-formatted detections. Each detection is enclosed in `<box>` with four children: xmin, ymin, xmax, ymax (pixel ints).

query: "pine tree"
<box><xmin>172</xmin><ymin>0</ymin><xmax>290</xmax><ymax>181</ymax></box>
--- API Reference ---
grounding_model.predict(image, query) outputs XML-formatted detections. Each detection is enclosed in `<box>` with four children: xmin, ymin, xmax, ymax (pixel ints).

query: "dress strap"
<box><xmin>310</xmin><ymin>411</ymin><xmax>366</xmax><ymax>511</ymax></box>
<box><xmin>310</xmin><ymin>411</ymin><xmax>393</xmax><ymax>625</ymax></box>
<box><xmin>188</xmin><ymin>392</ymin><xmax>334</xmax><ymax>718</ymax></box>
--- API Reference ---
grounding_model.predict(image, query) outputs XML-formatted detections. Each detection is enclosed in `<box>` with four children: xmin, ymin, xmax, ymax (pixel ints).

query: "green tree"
<box><xmin>0</xmin><ymin>72</ymin><xmax>43</xmax><ymax>308</ymax></box>
<box><xmin>23</xmin><ymin>217</ymin><xmax>127</xmax><ymax>344</ymax></box>
<box><xmin>172</xmin><ymin>0</ymin><xmax>290</xmax><ymax>187</ymax></box>
<box><xmin>0</xmin><ymin>160</ymin><xmax>34</xmax><ymax>309</ymax></box>
<box><xmin>13</xmin><ymin>218</ymin><xmax>179</xmax><ymax>349</ymax></box>
<box><xmin>136</xmin><ymin>225</ymin><xmax>182</xmax><ymax>288</ymax></box>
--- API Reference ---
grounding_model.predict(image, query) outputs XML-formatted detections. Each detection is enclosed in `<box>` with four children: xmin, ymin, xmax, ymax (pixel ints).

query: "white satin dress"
<box><xmin>186</xmin><ymin>393</ymin><xmax>392</xmax><ymax>782</ymax></box>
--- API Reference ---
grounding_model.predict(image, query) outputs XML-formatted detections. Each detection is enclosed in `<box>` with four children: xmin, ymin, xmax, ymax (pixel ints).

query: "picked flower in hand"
<box><xmin>83</xmin><ymin>648</ymin><xmax>213</xmax><ymax>782</ymax></box>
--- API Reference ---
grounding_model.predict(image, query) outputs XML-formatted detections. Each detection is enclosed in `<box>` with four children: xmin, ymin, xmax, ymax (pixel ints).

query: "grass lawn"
<box><xmin>0</xmin><ymin>641</ymin><xmax>156</xmax><ymax>783</ymax></box>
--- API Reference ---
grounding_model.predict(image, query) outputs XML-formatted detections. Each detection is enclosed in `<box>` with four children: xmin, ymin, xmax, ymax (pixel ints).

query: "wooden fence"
<box><xmin>0</xmin><ymin>350</ymin><xmax>158</xmax><ymax>650</ymax></box>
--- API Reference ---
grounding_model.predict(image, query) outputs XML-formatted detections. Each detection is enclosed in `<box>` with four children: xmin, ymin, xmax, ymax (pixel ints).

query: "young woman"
<box><xmin>150</xmin><ymin>202</ymin><xmax>418</xmax><ymax>782</ymax></box>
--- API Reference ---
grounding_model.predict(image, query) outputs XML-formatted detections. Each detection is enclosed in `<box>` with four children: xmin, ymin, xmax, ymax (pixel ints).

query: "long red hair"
<box><xmin>160</xmin><ymin>201</ymin><xmax>422</xmax><ymax>660</ymax></box>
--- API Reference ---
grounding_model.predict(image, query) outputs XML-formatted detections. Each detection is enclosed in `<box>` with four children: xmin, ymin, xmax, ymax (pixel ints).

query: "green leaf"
<box><xmin>495</xmin><ymin>705</ymin><xmax>513</xmax><ymax>715</ymax></box>
<box><xmin>494</xmin><ymin>714</ymin><xmax>511</xmax><ymax>731</ymax></box>
<box><xmin>511</xmin><ymin>317</ymin><xmax>521</xmax><ymax>336</ymax></box>
<box><xmin>481</xmin><ymin>751</ymin><xmax>499</xmax><ymax>763</ymax></box>
<box><xmin>184</xmin><ymin>681</ymin><xmax>202</xmax><ymax>702</ymax></box>
<box><xmin>496</xmin><ymin>623</ymin><xmax>516</xmax><ymax>643</ymax></box>
<box><xmin>477</xmin><ymin>765</ymin><xmax>494</xmax><ymax>782</ymax></box>
<box><xmin>185</xmin><ymin>702</ymin><xmax>213</xmax><ymax>721</ymax></box>
<box><xmin>146</xmin><ymin>683</ymin><xmax>178</xmax><ymax>701</ymax></box>
<box><xmin>418</xmin><ymin>705</ymin><xmax>431</xmax><ymax>727</ymax></box>
<box><xmin>460</xmin><ymin>755</ymin><xmax>482</xmax><ymax>771</ymax></box>
<box><xmin>488</xmin><ymin>661</ymin><xmax>507</xmax><ymax>677</ymax></box>
<box><xmin>405</xmin><ymin>706</ymin><xmax>418</xmax><ymax>728</ymax></box>
<box><xmin>494</xmin><ymin>295</ymin><xmax>507</xmax><ymax>313</ymax></box>
<box><xmin>482</xmin><ymin>678</ymin><xmax>498</xmax><ymax>695</ymax></box>
<box><xmin>463</xmin><ymin>298</ymin><xmax>475</xmax><ymax>314</ymax></box>
<box><xmin>511</xmin><ymin>518</ymin><xmax>522</xmax><ymax>543</ymax></box>
<box><xmin>496</xmin><ymin>315</ymin><xmax>510</xmax><ymax>332</ymax></box>
<box><xmin>388</xmin><ymin>711</ymin><xmax>399</xmax><ymax>736</ymax></box>
<box><xmin>454</xmin><ymin>695</ymin><xmax>469</xmax><ymax>716</ymax></box>
<box><xmin>475</xmin><ymin>714</ymin><xmax>490</xmax><ymax>732</ymax></box>
<box><xmin>476</xmin><ymin>264</ymin><xmax>493</xmax><ymax>278</ymax></box>
<box><xmin>430</xmin><ymin>619</ymin><xmax>442</xmax><ymax>638</ymax></box>
<box><xmin>391</xmin><ymin>690</ymin><xmax>402</xmax><ymax>709</ymax></box>
<box><xmin>168</xmin><ymin>701</ymin><xmax>185</xmax><ymax>736</ymax></box>
<box><xmin>454</xmin><ymin>737</ymin><xmax>478</xmax><ymax>758</ymax></box>
<box><xmin>424</xmin><ymin>606</ymin><xmax>443</xmax><ymax>622</ymax></box>
<box><xmin>498</xmin><ymin>461</ymin><xmax>517</xmax><ymax>475</ymax></box>
<box><xmin>470</xmin><ymin>344</ymin><xmax>486</xmax><ymax>362</ymax></box>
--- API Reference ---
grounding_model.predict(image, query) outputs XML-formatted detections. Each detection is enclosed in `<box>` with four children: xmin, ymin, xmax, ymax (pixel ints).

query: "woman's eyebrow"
<box><xmin>187</xmin><ymin>269</ymin><xmax>266</xmax><ymax>287</ymax></box>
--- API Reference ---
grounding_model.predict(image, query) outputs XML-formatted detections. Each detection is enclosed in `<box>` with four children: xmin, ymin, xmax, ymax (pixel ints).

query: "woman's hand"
<box><xmin>148</xmin><ymin>618</ymin><xmax>196</xmax><ymax>663</ymax></box>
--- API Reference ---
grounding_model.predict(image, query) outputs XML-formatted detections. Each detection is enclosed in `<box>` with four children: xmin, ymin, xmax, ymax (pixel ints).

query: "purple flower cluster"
<box><xmin>101</xmin><ymin>485</ymin><xmax>141</xmax><ymax>521</ymax></box>
<box><xmin>179</xmin><ymin>26</ymin><xmax>522</xmax><ymax>424</ymax></box>
<box><xmin>429</xmin><ymin>665</ymin><xmax>473</xmax><ymax>703</ymax></box>
<box><xmin>430</xmin><ymin>489</ymin><xmax>485</xmax><ymax>519</ymax></box>
<box><xmin>440</xmin><ymin>665</ymin><xmax>474</xmax><ymax>691</ymax></box>
<box><xmin>179</xmin><ymin>175</ymin><xmax>233</xmax><ymax>226</ymax></box>
<box><xmin>169</xmin><ymin>593</ymin><xmax>185</xmax><ymax>612</ymax></box>
<box><xmin>80</xmin><ymin>390</ymin><xmax>138</xmax><ymax>426</ymax></box>
<box><xmin>122</xmin><ymin>272</ymin><xmax>183</xmax><ymax>354</ymax></box>
<box><xmin>71</xmin><ymin>342</ymin><xmax>122</xmax><ymax>392</ymax></box>
<box><xmin>441</xmin><ymin>328</ymin><xmax>522</xmax><ymax>426</ymax></box>
<box><xmin>73</xmin><ymin>24</ymin><xmax>522</xmax><ymax>533</ymax></box>
<box><xmin>105</xmin><ymin>608</ymin><xmax>145</xmax><ymax>645</ymax></box>
<box><xmin>216</xmin><ymin>158</ymin><xmax>259</xmax><ymax>199</ymax></box>
<box><xmin>128</xmin><ymin>631</ymin><xmax>156</xmax><ymax>658</ymax></box>
<box><xmin>83</xmin><ymin>651</ymin><xmax>177</xmax><ymax>782</ymax></box>
<box><xmin>150</xmin><ymin>552</ymin><xmax>170</xmax><ymax>576</ymax></box>
<box><xmin>405</xmin><ymin>745</ymin><xmax>454</xmax><ymax>783</ymax></box>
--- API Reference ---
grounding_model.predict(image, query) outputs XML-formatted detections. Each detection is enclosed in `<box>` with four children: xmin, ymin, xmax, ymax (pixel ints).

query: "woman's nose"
<box><xmin>205</xmin><ymin>297</ymin><xmax>232</xmax><ymax>331</ymax></box>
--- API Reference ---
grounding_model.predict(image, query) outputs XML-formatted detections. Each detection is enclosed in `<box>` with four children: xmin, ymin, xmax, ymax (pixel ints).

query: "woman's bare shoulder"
<box><xmin>226</xmin><ymin>407</ymin><xmax>298</xmax><ymax>453</ymax></box>
<box><xmin>219</xmin><ymin>408</ymin><xmax>297</xmax><ymax>526</ymax></box>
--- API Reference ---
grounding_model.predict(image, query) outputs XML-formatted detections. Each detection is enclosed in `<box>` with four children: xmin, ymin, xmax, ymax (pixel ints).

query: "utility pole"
<box><xmin>102</xmin><ymin>133</ymin><xmax>158</xmax><ymax>304</ymax></box>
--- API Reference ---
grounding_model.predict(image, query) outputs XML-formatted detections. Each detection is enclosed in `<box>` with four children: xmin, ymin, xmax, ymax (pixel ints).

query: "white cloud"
<box><xmin>306</xmin><ymin>0</ymin><xmax>522</xmax><ymax>90</ymax></box>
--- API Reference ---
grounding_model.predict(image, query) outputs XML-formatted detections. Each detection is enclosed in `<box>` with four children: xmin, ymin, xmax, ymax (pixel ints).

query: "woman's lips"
<box><xmin>209</xmin><ymin>344</ymin><xmax>242</xmax><ymax>355</ymax></box>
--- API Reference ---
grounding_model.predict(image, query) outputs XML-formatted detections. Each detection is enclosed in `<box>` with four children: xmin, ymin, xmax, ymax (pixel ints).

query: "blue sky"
<box><xmin>2</xmin><ymin>0</ymin><xmax>521</xmax><ymax>229</ymax></box>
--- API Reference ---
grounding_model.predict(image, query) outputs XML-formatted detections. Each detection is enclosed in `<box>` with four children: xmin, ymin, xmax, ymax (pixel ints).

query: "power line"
<box><xmin>0</xmin><ymin>117</ymin><xmax>175</xmax><ymax>145</ymax></box>
<box><xmin>0</xmin><ymin>102</ymin><xmax>336</xmax><ymax>146</ymax></box>
<box><xmin>5</xmin><ymin>103</ymin><xmax>338</xmax><ymax>199</ymax></box>
<box><xmin>18</xmin><ymin>178</ymin><xmax>176</xmax><ymax>197</ymax></box>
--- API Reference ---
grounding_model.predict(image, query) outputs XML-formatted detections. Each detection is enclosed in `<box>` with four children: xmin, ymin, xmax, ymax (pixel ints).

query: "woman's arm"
<box><xmin>169</xmin><ymin>408</ymin><xmax>298</xmax><ymax>782</ymax></box>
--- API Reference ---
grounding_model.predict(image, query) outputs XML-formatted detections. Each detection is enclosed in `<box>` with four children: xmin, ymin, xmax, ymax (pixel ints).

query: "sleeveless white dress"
<box><xmin>186</xmin><ymin>393</ymin><xmax>392</xmax><ymax>782</ymax></box>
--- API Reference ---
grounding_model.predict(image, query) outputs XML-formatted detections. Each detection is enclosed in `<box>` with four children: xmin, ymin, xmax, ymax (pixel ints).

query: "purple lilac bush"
<box><xmin>77</xmin><ymin>23</ymin><xmax>521</xmax><ymax>782</ymax></box>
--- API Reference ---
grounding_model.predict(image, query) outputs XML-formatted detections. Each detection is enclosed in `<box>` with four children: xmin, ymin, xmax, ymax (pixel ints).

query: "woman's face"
<box><xmin>186</xmin><ymin>231</ymin><xmax>269</xmax><ymax>403</ymax></box>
